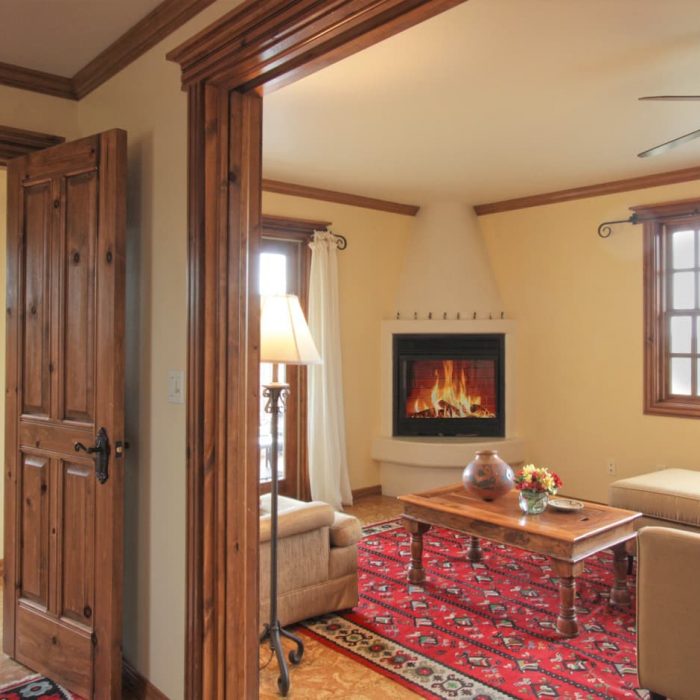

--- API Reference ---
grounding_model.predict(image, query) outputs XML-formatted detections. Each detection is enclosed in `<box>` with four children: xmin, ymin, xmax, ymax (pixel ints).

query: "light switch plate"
<box><xmin>168</xmin><ymin>370</ymin><xmax>185</xmax><ymax>404</ymax></box>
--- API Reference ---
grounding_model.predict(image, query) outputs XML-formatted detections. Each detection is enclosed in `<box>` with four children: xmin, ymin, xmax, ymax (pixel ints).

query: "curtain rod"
<box><xmin>598</xmin><ymin>208</ymin><xmax>700</xmax><ymax>238</ymax></box>
<box><xmin>320</xmin><ymin>230</ymin><xmax>347</xmax><ymax>250</ymax></box>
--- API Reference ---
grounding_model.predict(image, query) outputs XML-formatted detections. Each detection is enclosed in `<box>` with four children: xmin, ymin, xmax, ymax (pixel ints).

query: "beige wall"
<box><xmin>262</xmin><ymin>192</ymin><xmax>412</xmax><ymax>491</ymax></box>
<box><xmin>0</xmin><ymin>85</ymin><xmax>80</xmax><ymax>141</ymax></box>
<box><xmin>481</xmin><ymin>180</ymin><xmax>700</xmax><ymax>503</ymax></box>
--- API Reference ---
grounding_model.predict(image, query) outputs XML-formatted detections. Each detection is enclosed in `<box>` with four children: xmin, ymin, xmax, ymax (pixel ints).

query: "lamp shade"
<box><xmin>260</xmin><ymin>294</ymin><xmax>322</xmax><ymax>365</ymax></box>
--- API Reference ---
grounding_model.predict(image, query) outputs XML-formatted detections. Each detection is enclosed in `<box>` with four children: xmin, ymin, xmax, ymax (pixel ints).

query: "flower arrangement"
<box><xmin>514</xmin><ymin>464</ymin><xmax>562</xmax><ymax>495</ymax></box>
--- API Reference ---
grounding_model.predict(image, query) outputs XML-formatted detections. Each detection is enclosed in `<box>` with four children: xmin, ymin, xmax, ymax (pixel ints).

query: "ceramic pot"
<box><xmin>518</xmin><ymin>489</ymin><xmax>548</xmax><ymax>514</ymax></box>
<box><xmin>462</xmin><ymin>450</ymin><xmax>514</xmax><ymax>501</ymax></box>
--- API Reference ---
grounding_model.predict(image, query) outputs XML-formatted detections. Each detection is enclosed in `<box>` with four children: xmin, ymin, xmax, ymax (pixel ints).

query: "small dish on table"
<box><xmin>548</xmin><ymin>497</ymin><xmax>584</xmax><ymax>512</ymax></box>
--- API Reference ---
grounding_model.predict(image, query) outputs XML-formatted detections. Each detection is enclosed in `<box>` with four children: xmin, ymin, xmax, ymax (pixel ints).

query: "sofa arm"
<box><xmin>638</xmin><ymin>526</ymin><xmax>700</xmax><ymax>700</ymax></box>
<box><xmin>260</xmin><ymin>494</ymin><xmax>334</xmax><ymax>544</ymax></box>
<box><xmin>330</xmin><ymin>512</ymin><xmax>362</xmax><ymax>547</ymax></box>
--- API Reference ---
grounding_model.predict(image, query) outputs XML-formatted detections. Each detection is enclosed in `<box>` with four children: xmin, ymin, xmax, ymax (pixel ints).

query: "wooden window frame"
<box><xmin>260</xmin><ymin>215</ymin><xmax>329</xmax><ymax>500</ymax></box>
<box><xmin>639</xmin><ymin>198</ymin><xmax>700</xmax><ymax>418</ymax></box>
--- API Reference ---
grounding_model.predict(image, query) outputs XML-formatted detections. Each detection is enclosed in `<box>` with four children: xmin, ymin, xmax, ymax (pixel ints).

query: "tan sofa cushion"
<box><xmin>330</xmin><ymin>511</ymin><xmax>362</xmax><ymax>547</ymax></box>
<box><xmin>637</xmin><ymin>527</ymin><xmax>700</xmax><ymax>699</ymax></box>
<box><xmin>259</xmin><ymin>494</ymin><xmax>334</xmax><ymax>543</ymax></box>
<box><xmin>609</xmin><ymin>469</ymin><xmax>700</xmax><ymax>528</ymax></box>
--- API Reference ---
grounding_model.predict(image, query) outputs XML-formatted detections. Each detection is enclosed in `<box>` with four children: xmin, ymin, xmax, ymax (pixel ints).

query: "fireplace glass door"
<box><xmin>393</xmin><ymin>334</ymin><xmax>505</xmax><ymax>437</ymax></box>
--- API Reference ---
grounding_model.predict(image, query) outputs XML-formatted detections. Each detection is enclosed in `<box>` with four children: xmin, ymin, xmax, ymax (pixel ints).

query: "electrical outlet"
<box><xmin>607</xmin><ymin>458</ymin><xmax>616</xmax><ymax>476</ymax></box>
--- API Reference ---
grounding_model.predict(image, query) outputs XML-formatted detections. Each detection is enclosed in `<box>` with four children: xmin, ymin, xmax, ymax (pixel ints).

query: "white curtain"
<box><xmin>307</xmin><ymin>231</ymin><xmax>353</xmax><ymax>510</ymax></box>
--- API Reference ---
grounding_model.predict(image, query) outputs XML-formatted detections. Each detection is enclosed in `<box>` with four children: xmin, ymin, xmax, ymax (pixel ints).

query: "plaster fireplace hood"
<box><xmin>372</xmin><ymin>202</ymin><xmax>526</xmax><ymax>497</ymax></box>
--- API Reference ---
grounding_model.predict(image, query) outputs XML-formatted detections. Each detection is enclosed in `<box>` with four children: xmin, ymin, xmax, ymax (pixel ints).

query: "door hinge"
<box><xmin>91</xmin><ymin>632</ymin><xmax>98</xmax><ymax>647</ymax></box>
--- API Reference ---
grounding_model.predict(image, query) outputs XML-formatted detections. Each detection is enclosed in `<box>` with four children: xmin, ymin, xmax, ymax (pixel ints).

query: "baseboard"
<box><xmin>123</xmin><ymin>658</ymin><xmax>169</xmax><ymax>699</ymax></box>
<box><xmin>352</xmin><ymin>484</ymin><xmax>382</xmax><ymax>499</ymax></box>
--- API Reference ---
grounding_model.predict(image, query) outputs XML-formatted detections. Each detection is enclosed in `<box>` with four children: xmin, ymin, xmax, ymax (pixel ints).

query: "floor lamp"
<box><xmin>260</xmin><ymin>294</ymin><xmax>321</xmax><ymax>697</ymax></box>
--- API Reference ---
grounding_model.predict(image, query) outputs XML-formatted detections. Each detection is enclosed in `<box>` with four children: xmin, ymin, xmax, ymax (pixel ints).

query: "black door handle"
<box><xmin>75</xmin><ymin>427</ymin><xmax>110</xmax><ymax>484</ymax></box>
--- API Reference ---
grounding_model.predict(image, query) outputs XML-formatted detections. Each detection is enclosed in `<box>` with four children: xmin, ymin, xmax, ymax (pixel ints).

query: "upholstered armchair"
<box><xmin>637</xmin><ymin>527</ymin><xmax>700</xmax><ymax>700</ymax></box>
<box><xmin>259</xmin><ymin>494</ymin><xmax>361</xmax><ymax>628</ymax></box>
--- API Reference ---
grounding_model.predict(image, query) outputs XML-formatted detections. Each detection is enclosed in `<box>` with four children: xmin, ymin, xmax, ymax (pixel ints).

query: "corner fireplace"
<box><xmin>393</xmin><ymin>334</ymin><xmax>505</xmax><ymax>438</ymax></box>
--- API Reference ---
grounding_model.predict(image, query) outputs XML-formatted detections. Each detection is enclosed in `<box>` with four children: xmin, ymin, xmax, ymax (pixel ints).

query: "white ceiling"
<box><xmin>262</xmin><ymin>0</ymin><xmax>700</xmax><ymax>206</ymax></box>
<box><xmin>0</xmin><ymin>0</ymin><xmax>161</xmax><ymax>76</ymax></box>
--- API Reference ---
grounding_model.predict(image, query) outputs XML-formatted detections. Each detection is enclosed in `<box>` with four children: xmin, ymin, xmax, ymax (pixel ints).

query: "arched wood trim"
<box><xmin>0</xmin><ymin>126</ymin><xmax>64</xmax><ymax>166</ymax></box>
<box><xmin>168</xmin><ymin>2</ymin><xmax>467</xmax><ymax>697</ymax></box>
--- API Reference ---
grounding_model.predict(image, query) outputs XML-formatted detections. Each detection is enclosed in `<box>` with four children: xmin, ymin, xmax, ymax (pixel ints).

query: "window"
<box><xmin>640</xmin><ymin>199</ymin><xmax>700</xmax><ymax>417</ymax></box>
<box><xmin>258</xmin><ymin>215</ymin><xmax>327</xmax><ymax>498</ymax></box>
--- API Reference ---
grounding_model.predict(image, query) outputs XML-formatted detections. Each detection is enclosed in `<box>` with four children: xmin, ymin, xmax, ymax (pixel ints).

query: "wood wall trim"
<box><xmin>262</xmin><ymin>213</ymin><xmax>331</xmax><ymax>235</ymax></box>
<box><xmin>0</xmin><ymin>0</ymin><xmax>218</xmax><ymax>101</ymax></box>
<box><xmin>0</xmin><ymin>125</ymin><xmax>65</xmax><ymax>166</ymax></box>
<box><xmin>73</xmin><ymin>0</ymin><xmax>219</xmax><ymax>99</ymax></box>
<box><xmin>123</xmin><ymin>659</ymin><xmax>169</xmax><ymax>700</ymax></box>
<box><xmin>0</xmin><ymin>61</ymin><xmax>76</xmax><ymax>100</ymax></box>
<box><xmin>166</xmin><ymin>0</ymin><xmax>466</xmax><ymax>93</ymax></box>
<box><xmin>263</xmin><ymin>179</ymin><xmax>420</xmax><ymax>216</ymax></box>
<box><xmin>352</xmin><ymin>484</ymin><xmax>382</xmax><ymax>499</ymax></box>
<box><xmin>474</xmin><ymin>165</ymin><xmax>700</xmax><ymax>216</ymax></box>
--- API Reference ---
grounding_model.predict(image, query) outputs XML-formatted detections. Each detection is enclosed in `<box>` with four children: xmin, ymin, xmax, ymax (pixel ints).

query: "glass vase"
<box><xmin>518</xmin><ymin>489</ymin><xmax>548</xmax><ymax>515</ymax></box>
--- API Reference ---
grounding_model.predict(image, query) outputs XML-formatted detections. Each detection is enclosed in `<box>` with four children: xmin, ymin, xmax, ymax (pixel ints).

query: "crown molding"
<box><xmin>474</xmin><ymin>165</ymin><xmax>700</xmax><ymax>216</ymax></box>
<box><xmin>263</xmin><ymin>178</ymin><xmax>420</xmax><ymax>216</ymax></box>
<box><xmin>0</xmin><ymin>61</ymin><xmax>76</xmax><ymax>100</ymax></box>
<box><xmin>166</xmin><ymin>0</ymin><xmax>465</xmax><ymax>93</ymax></box>
<box><xmin>73</xmin><ymin>0</ymin><xmax>218</xmax><ymax>99</ymax></box>
<box><xmin>0</xmin><ymin>125</ymin><xmax>65</xmax><ymax>166</ymax></box>
<box><xmin>0</xmin><ymin>0</ymin><xmax>218</xmax><ymax>101</ymax></box>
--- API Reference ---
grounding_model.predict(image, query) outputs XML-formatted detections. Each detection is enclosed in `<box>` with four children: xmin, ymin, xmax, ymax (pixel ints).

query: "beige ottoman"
<box><xmin>609</xmin><ymin>469</ymin><xmax>700</xmax><ymax>562</ymax></box>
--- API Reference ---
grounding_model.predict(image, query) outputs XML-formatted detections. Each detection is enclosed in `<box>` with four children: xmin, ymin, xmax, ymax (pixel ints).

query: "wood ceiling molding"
<box><xmin>73</xmin><ymin>0</ymin><xmax>219</xmax><ymax>99</ymax></box>
<box><xmin>0</xmin><ymin>125</ymin><xmax>65</xmax><ymax>166</ymax></box>
<box><xmin>0</xmin><ymin>0</ymin><xmax>218</xmax><ymax>101</ymax></box>
<box><xmin>166</xmin><ymin>0</ymin><xmax>466</xmax><ymax>93</ymax></box>
<box><xmin>474</xmin><ymin>165</ymin><xmax>700</xmax><ymax>216</ymax></box>
<box><xmin>0</xmin><ymin>61</ymin><xmax>76</xmax><ymax>100</ymax></box>
<box><xmin>263</xmin><ymin>178</ymin><xmax>420</xmax><ymax>216</ymax></box>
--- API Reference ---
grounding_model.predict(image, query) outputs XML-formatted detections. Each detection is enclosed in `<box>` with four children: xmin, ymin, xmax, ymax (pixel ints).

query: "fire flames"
<box><xmin>406</xmin><ymin>360</ymin><xmax>495</xmax><ymax>419</ymax></box>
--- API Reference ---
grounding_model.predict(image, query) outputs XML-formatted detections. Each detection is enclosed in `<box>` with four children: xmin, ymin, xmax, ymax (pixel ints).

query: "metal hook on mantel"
<box><xmin>597</xmin><ymin>207</ymin><xmax>700</xmax><ymax>238</ymax></box>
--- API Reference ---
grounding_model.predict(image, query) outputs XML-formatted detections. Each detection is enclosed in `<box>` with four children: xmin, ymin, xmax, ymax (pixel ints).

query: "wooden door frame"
<box><xmin>0</xmin><ymin>126</ymin><xmax>65</xmax><ymax>166</ymax></box>
<box><xmin>166</xmin><ymin>1</ymin><xmax>467</xmax><ymax>697</ymax></box>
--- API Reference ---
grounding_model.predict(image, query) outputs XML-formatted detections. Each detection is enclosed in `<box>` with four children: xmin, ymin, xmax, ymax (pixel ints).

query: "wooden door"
<box><xmin>3</xmin><ymin>130</ymin><xmax>126</xmax><ymax>699</ymax></box>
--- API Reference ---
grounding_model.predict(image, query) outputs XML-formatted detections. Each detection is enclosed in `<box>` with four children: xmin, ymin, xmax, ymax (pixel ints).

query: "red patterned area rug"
<box><xmin>300</xmin><ymin>520</ymin><xmax>647</xmax><ymax>699</ymax></box>
<box><xmin>0</xmin><ymin>675</ymin><xmax>77</xmax><ymax>700</ymax></box>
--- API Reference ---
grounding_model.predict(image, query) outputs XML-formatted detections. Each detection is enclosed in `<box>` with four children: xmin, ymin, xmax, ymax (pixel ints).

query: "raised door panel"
<box><xmin>22</xmin><ymin>182</ymin><xmax>51</xmax><ymax>417</ymax></box>
<box><xmin>62</xmin><ymin>171</ymin><xmax>97</xmax><ymax>423</ymax></box>
<box><xmin>59</xmin><ymin>460</ymin><xmax>95</xmax><ymax>627</ymax></box>
<box><xmin>15</xmin><ymin>605</ymin><xmax>92</xmax><ymax>699</ymax></box>
<box><xmin>19</xmin><ymin>455</ymin><xmax>49</xmax><ymax>609</ymax></box>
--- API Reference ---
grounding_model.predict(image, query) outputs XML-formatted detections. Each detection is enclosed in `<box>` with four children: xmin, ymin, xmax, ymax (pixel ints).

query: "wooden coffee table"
<box><xmin>398</xmin><ymin>485</ymin><xmax>641</xmax><ymax>637</ymax></box>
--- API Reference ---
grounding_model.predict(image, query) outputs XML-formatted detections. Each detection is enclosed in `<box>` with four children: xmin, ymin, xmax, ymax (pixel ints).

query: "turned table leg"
<box><xmin>403</xmin><ymin>518</ymin><xmax>430</xmax><ymax>584</ymax></box>
<box><xmin>551</xmin><ymin>559</ymin><xmax>583</xmax><ymax>637</ymax></box>
<box><xmin>467</xmin><ymin>535</ymin><xmax>482</xmax><ymax>563</ymax></box>
<box><xmin>610</xmin><ymin>542</ymin><xmax>631</xmax><ymax>606</ymax></box>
